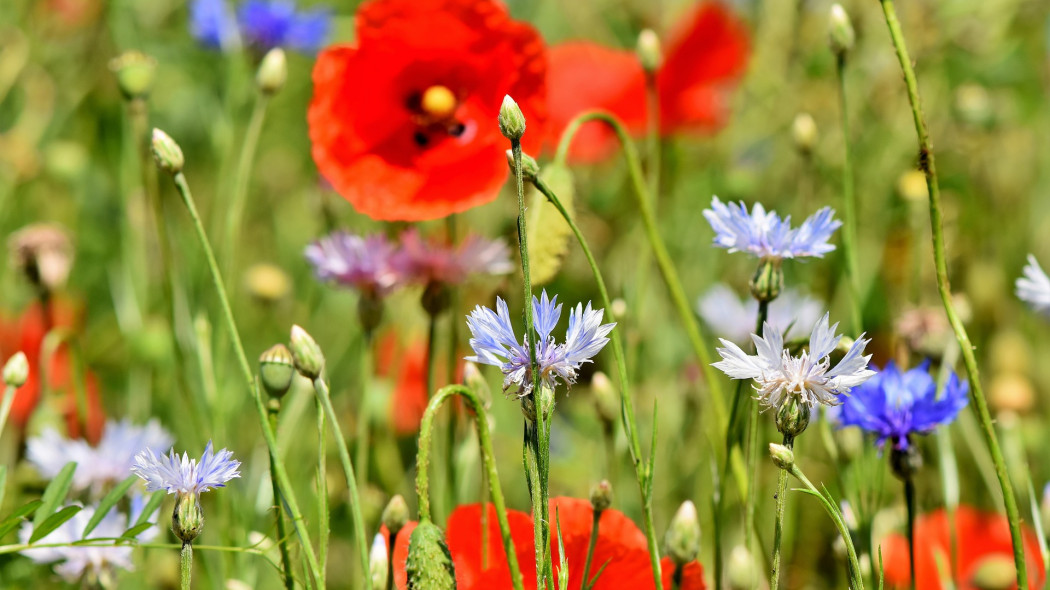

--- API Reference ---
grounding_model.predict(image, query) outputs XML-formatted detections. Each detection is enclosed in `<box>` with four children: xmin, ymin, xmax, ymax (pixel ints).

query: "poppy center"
<box><xmin>420</xmin><ymin>85</ymin><xmax>458</xmax><ymax>121</ymax></box>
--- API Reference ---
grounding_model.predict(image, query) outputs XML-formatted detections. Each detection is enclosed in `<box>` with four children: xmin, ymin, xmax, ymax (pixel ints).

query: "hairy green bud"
<box><xmin>406</xmin><ymin>521</ymin><xmax>456</xmax><ymax>589</ymax></box>
<box><xmin>498</xmin><ymin>95</ymin><xmax>526</xmax><ymax>141</ymax></box>
<box><xmin>289</xmin><ymin>325</ymin><xmax>325</xmax><ymax>380</ymax></box>
<box><xmin>769</xmin><ymin>443</ymin><xmax>795</xmax><ymax>471</ymax></box>
<box><xmin>665</xmin><ymin>500</ymin><xmax>700</xmax><ymax>566</ymax></box>
<box><xmin>173</xmin><ymin>492</ymin><xmax>204</xmax><ymax>544</ymax></box>
<box><xmin>590</xmin><ymin>480</ymin><xmax>613</xmax><ymax>513</ymax></box>
<box><xmin>505</xmin><ymin>149</ymin><xmax>540</xmax><ymax>182</ymax></box>
<box><xmin>151</xmin><ymin>128</ymin><xmax>185</xmax><ymax>174</ymax></box>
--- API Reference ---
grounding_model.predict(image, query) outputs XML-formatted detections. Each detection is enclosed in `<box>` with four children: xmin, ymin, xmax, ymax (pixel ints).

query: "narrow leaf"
<box><xmin>120</xmin><ymin>521</ymin><xmax>153</xmax><ymax>540</ymax></box>
<box><xmin>29</xmin><ymin>505</ymin><xmax>81</xmax><ymax>543</ymax></box>
<box><xmin>82</xmin><ymin>475</ymin><xmax>139</xmax><ymax>538</ymax></box>
<box><xmin>0</xmin><ymin>499</ymin><xmax>44</xmax><ymax>539</ymax></box>
<box><xmin>32</xmin><ymin>461</ymin><xmax>77</xmax><ymax>529</ymax></box>
<box><xmin>133</xmin><ymin>491</ymin><xmax>166</xmax><ymax>529</ymax></box>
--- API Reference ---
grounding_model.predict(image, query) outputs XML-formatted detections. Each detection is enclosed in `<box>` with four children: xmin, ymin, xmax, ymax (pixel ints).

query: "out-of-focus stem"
<box><xmin>223</xmin><ymin>95</ymin><xmax>269</xmax><ymax>271</ymax></box>
<box><xmin>834</xmin><ymin>55</ymin><xmax>863</xmax><ymax>333</ymax></box>
<box><xmin>266</xmin><ymin>405</ymin><xmax>295</xmax><ymax>590</ymax></box>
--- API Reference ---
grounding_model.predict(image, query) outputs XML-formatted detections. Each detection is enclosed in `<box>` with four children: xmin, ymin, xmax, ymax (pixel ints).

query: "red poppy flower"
<box><xmin>390</xmin><ymin>497</ymin><xmax>705</xmax><ymax>589</ymax></box>
<box><xmin>881</xmin><ymin>506</ymin><xmax>1045</xmax><ymax>590</ymax></box>
<box><xmin>308</xmin><ymin>0</ymin><xmax>547</xmax><ymax>221</ymax></box>
<box><xmin>546</xmin><ymin>2</ymin><xmax>749</xmax><ymax>163</ymax></box>
<box><xmin>0</xmin><ymin>301</ymin><xmax>105</xmax><ymax>443</ymax></box>
<box><xmin>376</xmin><ymin>332</ymin><xmax>465</xmax><ymax>435</ymax></box>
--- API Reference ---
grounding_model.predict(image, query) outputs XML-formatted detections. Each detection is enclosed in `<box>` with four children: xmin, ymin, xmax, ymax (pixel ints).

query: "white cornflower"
<box><xmin>1017</xmin><ymin>254</ymin><xmax>1050</xmax><ymax>317</ymax></box>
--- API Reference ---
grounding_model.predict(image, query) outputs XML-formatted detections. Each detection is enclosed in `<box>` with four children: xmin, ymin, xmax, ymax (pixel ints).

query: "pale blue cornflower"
<box><xmin>305</xmin><ymin>231</ymin><xmax>402</xmax><ymax>297</ymax></box>
<box><xmin>703</xmin><ymin>196</ymin><xmax>842</xmax><ymax>260</ymax></box>
<box><xmin>1016</xmin><ymin>254</ymin><xmax>1050</xmax><ymax>317</ymax></box>
<box><xmin>189</xmin><ymin>0</ymin><xmax>241</xmax><ymax>50</ymax></box>
<box><xmin>131</xmin><ymin>441</ymin><xmax>241</xmax><ymax>497</ymax></box>
<box><xmin>836</xmin><ymin>360</ymin><xmax>968</xmax><ymax>450</ymax></box>
<box><xmin>393</xmin><ymin>229</ymin><xmax>513</xmax><ymax>286</ymax></box>
<box><xmin>698</xmin><ymin>284</ymin><xmax>824</xmax><ymax>345</ymax></box>
<box><xmin>714</xmin><ymin>313</ymin><xmax>874</xmax><ymax>409</ymax></box>
<box><xmin>466</xmin><ymin>291</ymin><xmax>615</xmax><ymax>397</ymax></box>
<box><xmin>189</xmin><ymin>0</ymin><xmax>330</xmax><ymax>54</ymax></box>
<box><xmin>27</xmin><ymin>419</ymin><xmax>173</xmax><ymax>493</ymax></box>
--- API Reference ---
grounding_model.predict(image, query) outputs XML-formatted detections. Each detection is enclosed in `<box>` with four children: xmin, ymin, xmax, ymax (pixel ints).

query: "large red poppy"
<box><xmin>881</xmin><ymin>506</ymin><xmax>1045</xmax><ymax>590</ymax></box>
<box><xmin>0</xmin><ymin>301</ymin><xmax>105</xmax><ymax>443</ymax></box>
<box><xmin>308</xmin><ymin>0</ymin><xmax>547</xmax><ymax>221</ymax></box>
<box><xmin>546</xmin><ymin>2</ymin><xmax>749</xmax><ymax>162</ymax></box>
<box><xmin>390</xmin><ymin>497</ymin><xmax>705</xmax><ymax>589</ymax></box>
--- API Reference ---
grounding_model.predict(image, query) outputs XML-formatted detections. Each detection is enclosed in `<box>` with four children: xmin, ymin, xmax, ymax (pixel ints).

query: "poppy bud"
<box><xmin>369</xmin><ymin>533</ymin><xmax>389</xmax><ymax>590</ymax></box>
<box><xmin>749</xmin><ymin>258</ymin><xmax>783</xmax><ymax>303</ymax></box>
<box><xmin>590</xmin><ymin>480</ymin><xmax>613</xmax><ymax>512</ymax></box>
<box><xmin>665</xmin><ymin>500</ymin><xmax>700</xmax><ymax>566</ymax></box>
<box><xmin>791</xmin><ymin>113</ymin><xmax>818</xmax><ymax>155</ymax></box>
<box><xmin>3</xmin><ymin>352</ymin><xmax>28</xmax><ymax>387</ymax></box>
<box><xmin>591</xmin><ymin>371</ymin><xmax>619</xmax><ymax>431</ymax></box>
<box><xmin>769</xmin><ymin>443</ymin><xmax>794</xmax><ymax>471</ymax></box>
<box><xmin>463</xmin><ymin>362</ymin><xmax>492</xmax><ymax>409</ymax></box>
<box><xmin>151</xmin><ymin>128</ymin><xmax>184</xmax><ymax>174</ymax></box>
<box><xmin>289</xmin><ymin>325</ymin><xmax>325</xmax><ymax>380</ymax></box>
<box><xmin>382</xmin><ymin>495</ymin><xmax>410</xmax><ymax>538</ymax></box>
<box><xmin>775</xmin><ymin>396</ymin><xmax>811</xmax><ymax>438</ymax></box>
<box><xmin>256</xmin><ymin>48</ymin><xmax>287</xmax><ymax>96</ymax></box>
<box><xmin>970</xmin><ymin>555</ymin><xmax>1015</xmax><ymax>590</ymax></box>
<box><xmin>405</xmin><ymin>521</ymin><xmax>456</xmax><ymax>589</ymax></box>
<box><xmin>498</xmin><ymin>95</ymin><xmax>526</xmax><ymax>141</ymax></box>
<box><xmin>109</xmin><ymin>50</ymin><xmax>157</xmax><ymax>100</ymax></box>
<box><xmin>505</xmin><ymin>149</ymin><xmax>540</xmax><ymax>182</ymax></box>
<box><xmin>173</xmin><ymin>492</ymin><xmax>204</xmax><ymax>544</ymax></box>
<box><xmin>8</xmin><ymin>223</ymin><xmax>74</xmax><ymax>294</ymax></box>
<box><xmin>828</xmin><ymin>4</ymin><xmax>855</xmax><ymax>57</ymax></box>
<box><xmin>259</xmin><ymin>344</ymin><xmax>295</xmax><ymax>398</ymax></box>
<box><xmin>636</xmin><ymin>29</ymin><xmax>662</xmax><ymax>73</ymax></box>
<box><xmin>890</xmin><ymin>443</ymin><xmax>922</xmax><ymax>481</ymax></box>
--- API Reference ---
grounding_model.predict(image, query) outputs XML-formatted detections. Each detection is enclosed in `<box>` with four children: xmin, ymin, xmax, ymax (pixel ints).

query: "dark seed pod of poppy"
<box><xmin>406</xmin><ymin>521</ymin><xmax>456</xmax><ymax>589</ymax></box>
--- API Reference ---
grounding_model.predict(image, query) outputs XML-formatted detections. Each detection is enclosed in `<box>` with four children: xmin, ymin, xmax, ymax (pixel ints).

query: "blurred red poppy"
<box><xmin>546</xmin><ymin>2</ymin><xmax>749</xmax><ymax>163</ymax></box>
<box><xmin>882</xmin><ymin>506</ymin><xmax>1044</xmax><ymax>590</ymax></box>
<box><xmin>390</xmin><ymin>497</ymin><xmax>705</xmax><ymax>589</ymax></box>
<box><xmin>308</xmin><ymin>0</ymin><xmax>547</xmax><ymax>221</ymax></box>
<box><xmin>376</xmin><ymin>332</ymin><xmax>463</xmax><ymax>435</ymax></box>
<box><xmin>0</xmin><ymin>301</ymin><xmax>105</xmax><ymax>444</ymax></box>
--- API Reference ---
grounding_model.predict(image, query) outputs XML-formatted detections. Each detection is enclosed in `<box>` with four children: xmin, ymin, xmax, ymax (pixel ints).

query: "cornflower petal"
<box><xmin>1017</xmin><ymin>254</ymin><xmax>1050</xmax><ymax>317</ymax></box>
<box><xmin>132</xmin><ymin>441</ymin><xmax>240</xmax><ymax>495</ymax></box>
<box><xmin>703</xmin><ymin>196</ymin><xmax>841</xmax><ymax>260</ymax></box>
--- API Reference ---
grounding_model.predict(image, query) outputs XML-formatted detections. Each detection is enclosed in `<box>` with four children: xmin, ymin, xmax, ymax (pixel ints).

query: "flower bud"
<box><xmin>8</xmin><ymin>223</ymin><xmax>73</xmax><ymax>294</ymax></box>
<box><xmin>173</xmin><ymin>492</ymin><xmax>204</xmax><ymax>544</ymax></box>
<box><xmin>769</xmin><ymin>443</ymin><xmax>794</xmax><ymax>471</ymax></box>
<box><xmin>109</xmin><ymin>50</ymin><xmax>157</xmax><ymax>100</ymax></box>
<box><xmin>405</xmin><ymin>521</ymin><xmax>456</xmax><ymax>589</ymax></box>
<box><xmin>775</xmin><ymin>396</ymin><xmax>811</xmax><ymax>438</ymax></box>
<box><xmin>749</xmin><ymin>258</ymin><xmax>783</xmax><ymax>303</ymax></box>
<box><xmin>727</xmin><ymin>545</ymin><xmax>757</xmax><ymax>590</ymax></box>
<box><xmin>665</xmin><ymin>500</ymin><xmax>700</xmax><ymax>566</ymax></box>
<box><xmin>520</xmin><ymin>385</ymin><xmax>555</xmax><ymax>422</ymax></box>
<box><xmin>791</xmin><ymin>113</ymin><xmax>818</xmax><ymax>155</ymax></box>
<box><xmin>358</xmin><ymin>292</ymin><xmax>385</xmax><ymax>334</ymax></box>
<box><xmin>289</xmin><ymin>325</ymin><xmax>325</xmax><ymax>380</ymax></box>
<box><xmin>151</xmin><ymin>128</ymin><xmax>184</xmax><ymax>174</ymax></box>
<box><xmin>636</xmin><ymin>29</ymin><xmax>662</xmax><ymax>73</ymax></box>
<box><xmin>591</xmin><ymin>371</ymin><xmax>619</xmax><ymax>430</ymax></box>
<box><xmin>463</xmin><ymin>362</ymin><xmax>492</xmax><ymax>409</ymax></box>
<box><xmin>828</xmin><ymin>4</ymin><xmax>855</xmax><ymax>56</ymax></box>
<box><xmin>259</xmin><ymin>344</ymin><xmax>295</xmax><ymax>398</ymax></box>
<box><xmin>382</xmin><ymin>494</ymin><xmax>410</xmax><ymax>538</ymax></box>
<box><xmin>369</xmin><ymin>533</ymin><xmax>389</xmax><ymax>589</ymax></box>
<box><xmin>3</xmin><ymin>352</ymin><xmax>29</xmax><ymax>387</ymax></box>
<box><xmin>505</xmin><ymin>149</ymin><xmax>540</xmax><ymax>182</ymax></box>
<box><xmin>890</xmin><ymin>443</ymin><xmax>923</xmax><ymax>481</ymax></box>
<box><xmin>256</xmin><ymin>48</ymin><xmax>287</xmax><ymax>95</ymax></box>
<box><xmin>590</xmin><ymin>480</ymin><xmax>613</xmax><ymax>512</ymax></box>
<box><xmin>498</xmin><ymin>95</ymin><xmax>526</xmax><ymax>141</ymax></box>
<box><xmin>970</xmin><ymin>555</ymin><xmax>1016</xmax><ymax>590</ymax></box>
<box><xmin>421</xmin><ymin>281</ymin><xmax>451</xmax><ymax>316</ymax></box>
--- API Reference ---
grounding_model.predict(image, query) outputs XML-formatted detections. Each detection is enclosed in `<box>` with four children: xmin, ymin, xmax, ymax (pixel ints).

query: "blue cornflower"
<box><xmin>465</xmin><ymin>291</ymin><xmax>615</xmax><ymax>397</ymax></box>
<box><xmin>132</xmin><ymin>441</ymin><xmax>241</xmax><ymax>496</ymax></box>
<box><xmin>238</xmin><ymin>0</ymin><xmax>330</xmax><ymax>53</ymax></box>
<box><xmin>189</xmin><ymin>0</ymin><xmax>241</xmax><ymax>50</ymax></box>
<box><xmin>1017</xmin><ymin>254</ymin><xmax>1050</xmax><ymax>317</ymax></box>
<box><xmin>702</xmin><ymin>196</ymin><xmax>842</xmax><ymax>260</ymax></box>
<box><xmin>836</xmin><ymin>360</ymin><xmax>968</xmax><ymax>450</ymax></box>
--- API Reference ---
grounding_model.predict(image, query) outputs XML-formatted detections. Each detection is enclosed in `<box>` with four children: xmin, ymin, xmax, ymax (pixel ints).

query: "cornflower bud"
<box><xmin>636</xmin><ymin>29</ymin><xmax>662</xmax><ymax>73</ymax></box>
<box><xmin>590</xmin><ymin>480</ymin><xmax>613</xmax><ymax>512</ymax></box>
<box><xmin>775</xmin><ymin>396</ymin><xmax>811</xmax><ymax>438</ymax></box>
<box><xmin>749</xmin><ymin>258</ymin><xmax>783</xmax><ymax>303</ymax></box>
<box><xmin>382</xmin><ymin>495</ymin><xmax>410</xmax><ymax>538</ymax></box>
<box><xmin>505</xmin><ymin>149</ymin><xmax>540</xmax><ymax>182</ymax></box>
<box><xmin>769</xmin><ymin>443</ymin><xmax>794</xmax><ymax>471</ymax></box>
<box><xmin>828</xmin><ymin>4</ymin><xmax>856</xmax><ymax>56</ymax></box>
<box><xmin>405</xmin><ymin>521</ymin><xmax>456</xmax><ymax>589</ymax></box>
<box><xmin>109</xmin><ymin>50</ymin><xmax>156</xmax><ymax>100</ymax></box>
<box><xmin>289</xmin><ymin>325</ymin><xmax>325</xmax><ymax>380</ymax></box>
<box><xmin>498</xmin><ymin>95</ymin><xmax>526</xmax><ymax>141</ymax></box>
<box><xmin>369</xmin><ymin>534</ymin><xmax>389</xmax><ymax>589</ymax></box>
<box><xmin>665</xmin><ymin>500</ymin><xmax>700</xmax><ymax>566</ymax></box>
<box><xmin>3</xmin><ymin>352</ymin><xmax>29</xmax><ymax>387</ymax></box>
<box><xmin>259</xmin><ymin>344</ymin><xmax>295</xmax><ymax>398</ymax></box>
<box><xmin>256</xmin><ymin>48</ymin><xmax>287</xmax><ymax>95</ymax></box>
<box><xmin>151</xmin><ymin>128</ymin><xmax>184</xmax><ymax>174</ymax></box>
<box><xmin>591</xmin><ymin>372</ymin><xmax>619</xmax><ymax>431</ymax></box>
<box><xmin>791</xmin><ymin>113</ymin><xmax>818</xmax><ymax>155</ymax></box>
<box><xmin>173</xmin><ymin>492</ymin><xmax>204</xmax><ymax>544</ymax></box>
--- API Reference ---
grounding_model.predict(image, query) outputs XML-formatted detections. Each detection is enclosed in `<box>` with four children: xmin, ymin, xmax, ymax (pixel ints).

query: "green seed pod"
<box><xmin>259</xmin><ymin>344</ymin><xmax>296</xmax><ymax>398</ymax></box>
<box><xmin>406</xmin><ymin>521</ymin><xmax>456</xmax><ymax>590</ymax></box>
<box><xmin>109</xmin><ymin>50</ymin><xmax>157</xmax><ymax>100</ymax></box>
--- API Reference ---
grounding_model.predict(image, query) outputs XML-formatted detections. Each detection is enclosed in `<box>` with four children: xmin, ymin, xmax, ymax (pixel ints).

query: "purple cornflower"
<box><xmin>714</xmin><ymin>313</ymin><xmax>874</xmax><ymax>409</ymax></box>
<box><xmin>836</xmin><ymin>360</ymin><xmax>968</xmax><ymax>450</ymax></box>
<box><xmin>132</xmin><ymin>441</ymin><xmax>241</xmax><ymax>496</ymax></box>
<box><xmin>466</xmin><ymin>291</ymin><xmax>615</xmax><ymax>397</ymax></box>
<box><xmin>698</xmin><ymin>284</ymin><xmax>823</xmax><ymax>344</ymax></box>
<box><xmin>189</xmin><ymin>0</ymin><xmax>241</xmax><ymax>50</ymax></box>
<box><xmin>703</xmin><ymin>196</ymin><xmax>841</xmax><ymax>260</ymax></box>
<box><xmin>189</xmin><ymin>0</ymin><xmax>330</xmax><ymax>54</ymax></box>
<box><xmin>1017</xmin><ymin>254</ymin><xmax>1050</xmax><ymax>317</ymax></box>
<box><xmin>394</xmin><ymin>229</ymin><xmax>513</xmax><ymax>286</ymax></box>
<box><xmin>305</xmin><ymin>231</ymin><xmax>402</xmax><ymax>297</ymax></box>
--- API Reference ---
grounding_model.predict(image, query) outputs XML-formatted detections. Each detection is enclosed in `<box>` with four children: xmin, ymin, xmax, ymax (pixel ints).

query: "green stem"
<box><xmin>166</xmin><ymin>171</ymin><xmax>323</xmax><ymax>587</ymax></box>
<box><xmin>354</xmin><ymin>331</ymin><xmax>373</xmax><ymax>493</ymax></box>
<box><xmin>554</xmin><ymin>111</ymin><xmax>726</xmax><ymax>444</ymax></box>
<box><xmin>771</xmin><ymin>435</ymin><xmax>795</xmax><ymax>590</ymax></box>
<box><xmin>267</xmin><ymin>406</ymin><xmax>295</xmax><ymax>590</ymax></box>
<box><xmin>0</xmin><ymin>385</ymin><xmax>15</xmax><ymax>440</ymax></box>
<box><xmin>645</xmin><ymin>72</ymin><xmax>661</xmax><ymax>202</ymax></box>
<box><xmin>223</xmin><ymin>94</ymin><xmax>269</xmax><ymax>270</ymax></box>
<box><xmin>415</xmin><ymin>385</ymin><xmax>525</xmax><ymax>590</ymax></box>
<box><xmin>531</xmin><ymin>176</ymin><xmax>664</xmax><ymax>589</ymax></box>
<box><xmin>744</xmin><ymin>300</ymin><xmax>771</xmax><ymax>564</ymax></box>
<box><xmin>787</xmin><ymin>462</ymin><xmax>864</xmax><ymax>590</ymax></box>
<box><xmin>581</xmin><ymin>509</ymin><xmax>602</xmax><ymax>588</ymax></box>
<box><xmin>181</xmin><ymin>542</ymin><xmax>193</xmax><ymax>590</ymax></box>
<box><xmin>311</xmin><ymin>377</ymin><xmax>372</xmax><ymax>589</ymax></box>
<box><xmin>316</xmin><ymin>397</ymin><xmax>329</xmax><ymax>586</ymax></box>
<box><xmin>905</xmin><ymin>477</ymin><xmax>916</xmax><ymax>590</ymax></box>
<box><xmin>835</xmin><ymin>55</ymin><xmax>862</xmax><ymax>333</ymax></box>
<box><xmin>877</xmin><ymin>3</ymin><xmax>1027</xmax><ymax>588</ymax></box>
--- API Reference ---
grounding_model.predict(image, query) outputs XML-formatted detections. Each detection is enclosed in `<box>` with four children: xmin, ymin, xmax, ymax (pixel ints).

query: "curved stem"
<box><xmin>770</xmin><ymin>435</ymin><xmax>795</xmax><ymax>590</ymax></box>
<box><xmin>311</xmin><ymin>377</ymin><xmax>371</xmax><ymax>589</ymax></box>
<box><xmin>877</xmin><ymin>3</ymin><xmax>1027</xmax><ymax>588</ymax></box>
<box><xmin>223</xmin><ymin>94</ymin><xmax>269</xmax><ymax>271</ymax></box>
<box><xmin>787</xmin><ymin>462</ymin><xmax>864</xmax><ymax>590</ymax></box>
<box><xmin>835</xmin><ymin>55</ymin><xmax>863</xmax><ymax>333</ymax></box>
<box><xmin>167</xmin><ymin>171</ymin><xmax>322</xmax><ymax>586</ymax></box>
<box><xmin>531</xmin><ymin>176</ymin><xmax>663</xmax><ymax>589</ymax></box>
<box><xmin>415</xmin><ymin>384</ymin><xmax>525</xmax><ymax>590</ymax></box>
<box><xmin>315</xmin><ymin>397</ymin><xmax>329</xmax><ymax>586</ymax></box>
<box><xmin>181</xmin><ymin>542</ymin><xmax>193</xmax><ymax>590</ymax></box>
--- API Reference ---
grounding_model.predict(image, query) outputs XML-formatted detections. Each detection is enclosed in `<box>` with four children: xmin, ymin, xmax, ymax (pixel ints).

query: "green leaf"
<box><xmin>120</xmin><ymin>521</ymin><xmax>154</xmax><ymax>540</ymax></box>
<box><xmin>32</xmin><ymin>461</ymin><xmax>77</xmax><ymax>529</ymax></box>
<box><xmin>0</xmin><ymin>499</ymin><xmax>44</xmax><ymax>539</ymax></box>
<box><xmin>526</xmin><ymin>163</ymin><xmax>576</xmax><ymax>285</ymax></box>
<box><xmin>82</xmin><ymin>475</ymin><xmax>139</xmax><ymax>538</ymax></box>
<box><xmin>28</xmin><ymin>505</ymin><xmax>81</xmax><ymax>543</ymax></box>
<box><xmin>133</xmin><ymin>491</ymin><xmax>166</xmax><ymax>528</ymax></box>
